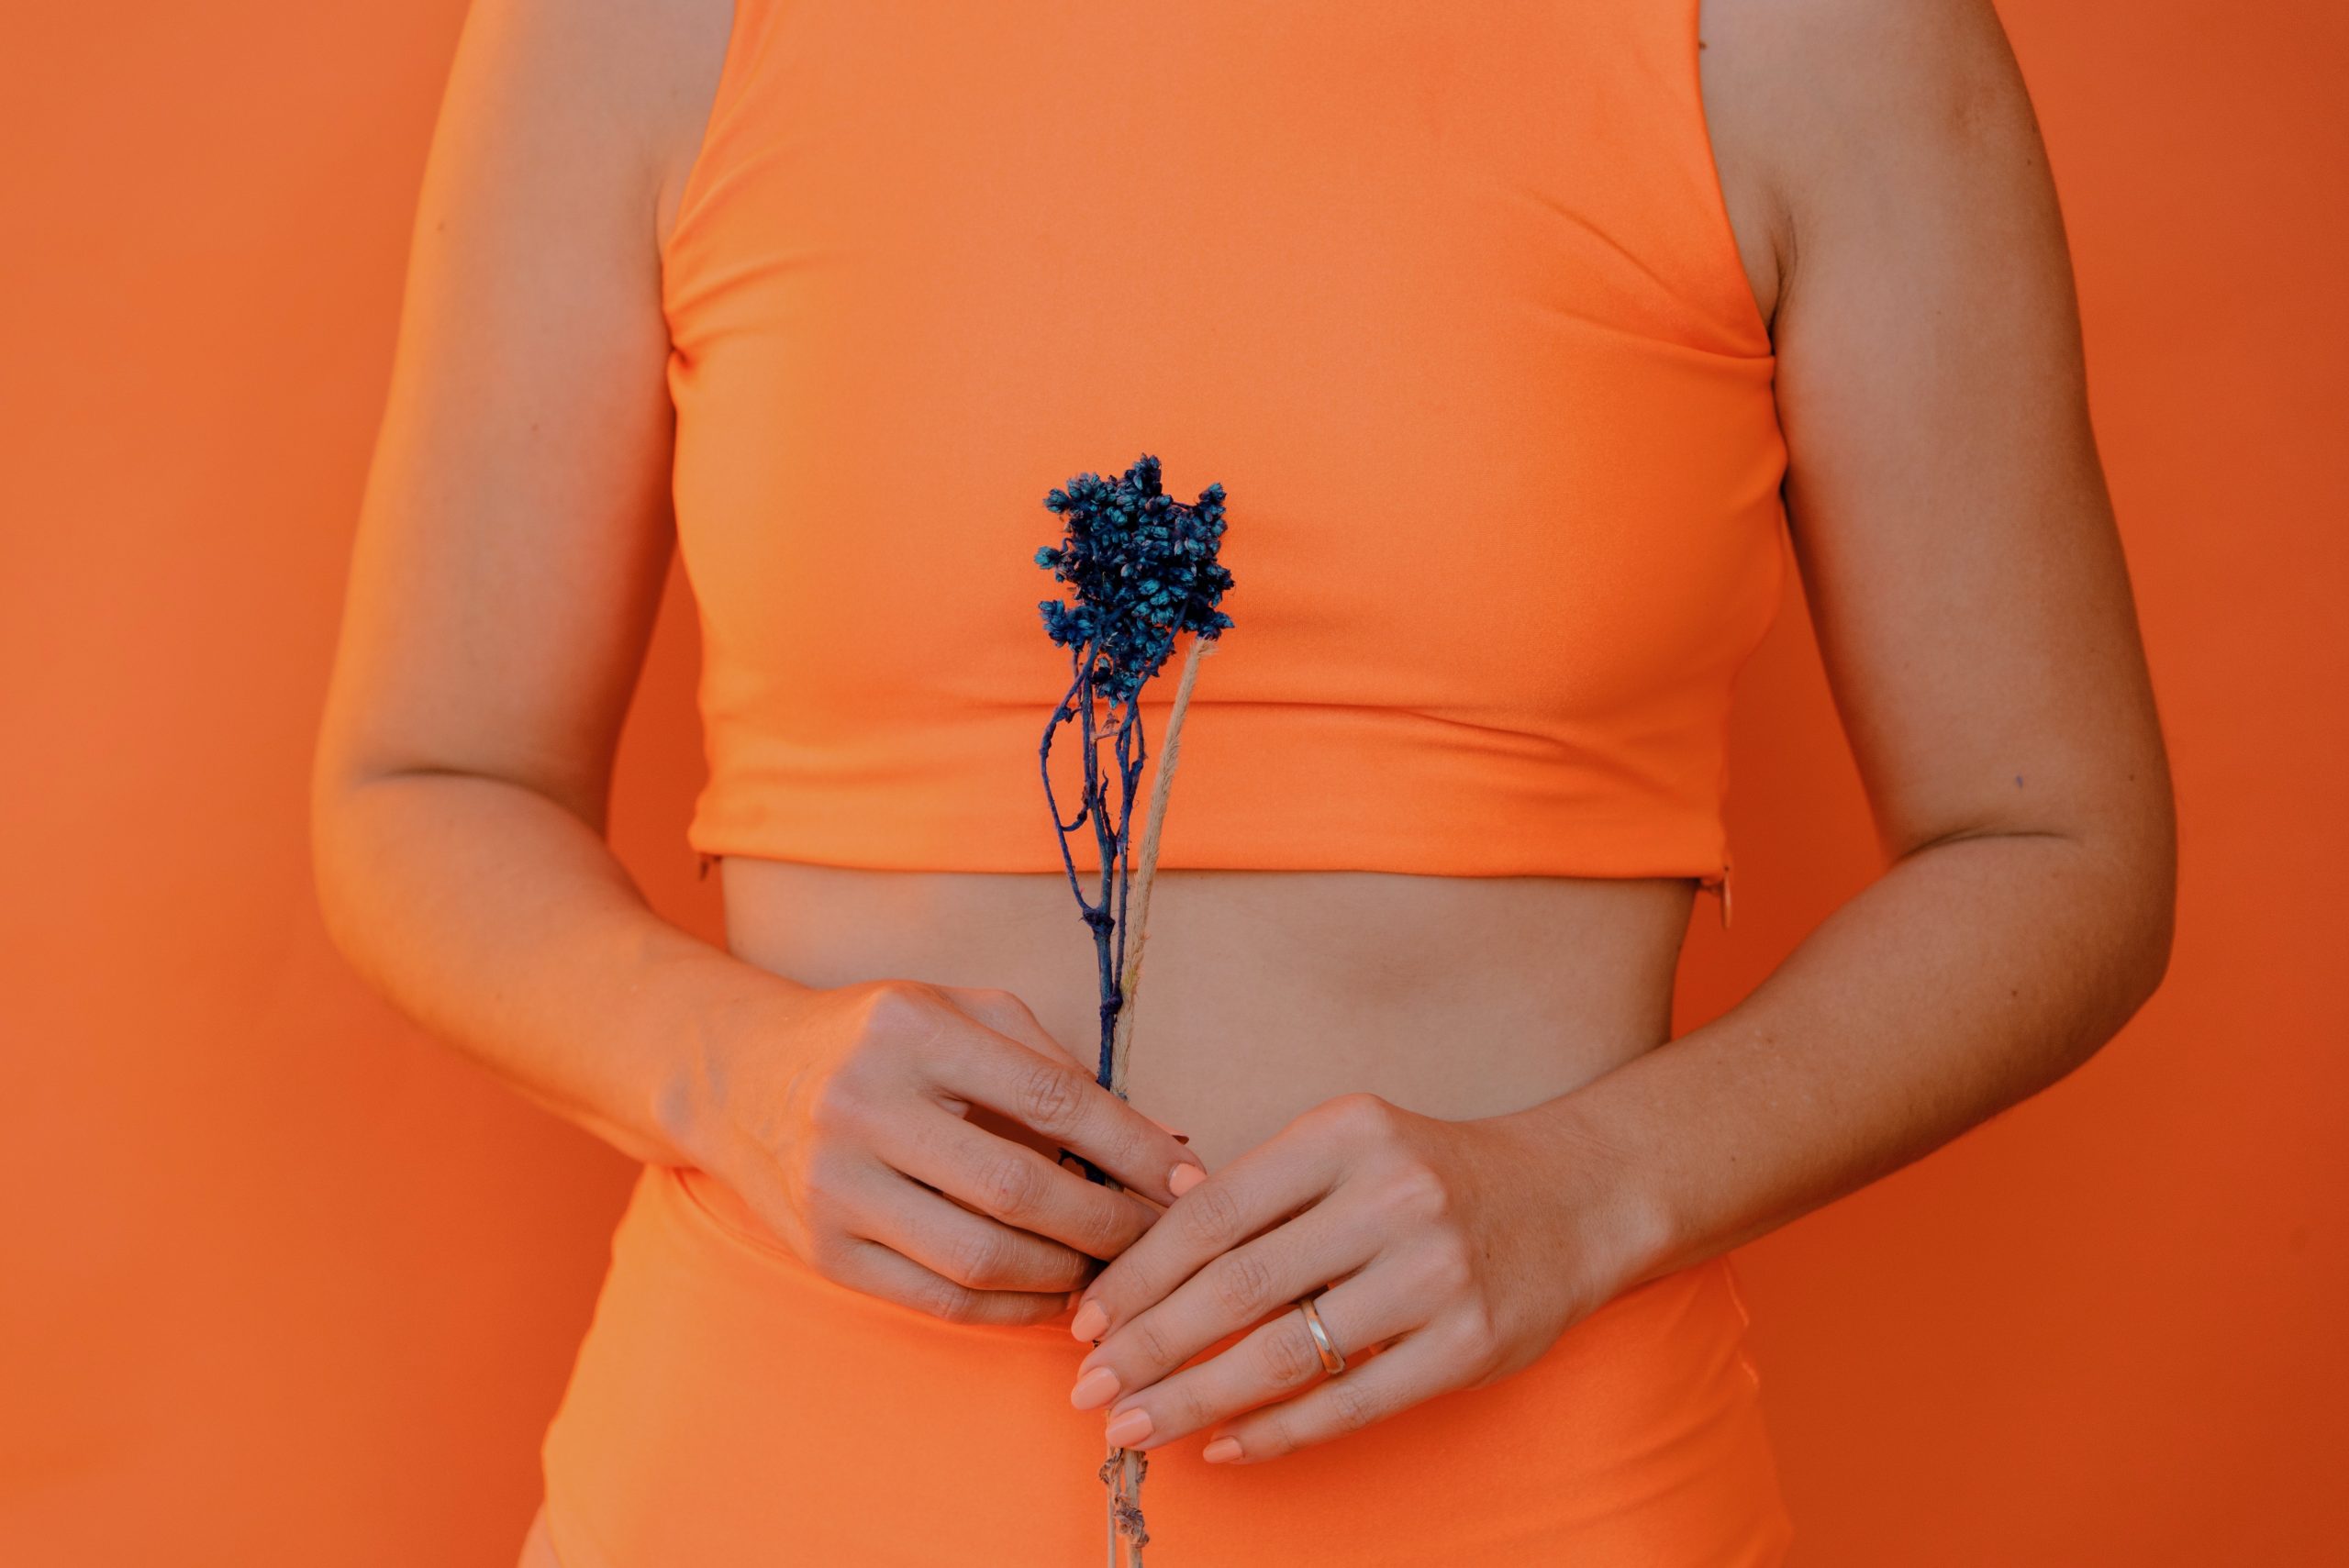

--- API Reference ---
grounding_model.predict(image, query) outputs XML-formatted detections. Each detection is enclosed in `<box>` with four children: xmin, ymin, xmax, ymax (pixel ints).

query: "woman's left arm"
<box><xmin>1070</xmin><ymin>0</ymin><xmax>2176</xmax><ymax>1463</ymax></box>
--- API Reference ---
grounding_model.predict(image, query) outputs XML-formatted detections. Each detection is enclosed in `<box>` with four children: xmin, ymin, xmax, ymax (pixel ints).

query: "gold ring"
<box><xmin>1297</xmin><ymin>1292</ymin><xmax>1346</xmax><ymax>1375</ymax></box>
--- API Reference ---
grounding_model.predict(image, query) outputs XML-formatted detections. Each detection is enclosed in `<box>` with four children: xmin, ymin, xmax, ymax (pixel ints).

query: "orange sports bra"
<box><xmin>662</xmin><ymin>0</ymin><xmax>1788</xmax><ymax>919</ymax></box>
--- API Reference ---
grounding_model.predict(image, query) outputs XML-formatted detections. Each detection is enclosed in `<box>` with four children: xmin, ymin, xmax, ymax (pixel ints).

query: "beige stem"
<box><xmin>1099</xmin><ymin>634</ymin><xmax>1214</xmax><ymax>1566</ymax></box>
<box><xmin>1108</xmin><ymin>633</ymin><xmax>1214</xmax><ymax>1096</ymax></box>
<box><xmin>1122</xmin><ymin>1449</ymin><xmax>1146</xmax><ymax>1566</ymax></box>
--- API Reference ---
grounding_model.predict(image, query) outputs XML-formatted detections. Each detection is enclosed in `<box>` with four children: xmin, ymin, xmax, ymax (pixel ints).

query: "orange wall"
<box><xmin>2</xmin><ymin>3</ymin><xmax>2340</xmax><ymax>1562</ymax></box>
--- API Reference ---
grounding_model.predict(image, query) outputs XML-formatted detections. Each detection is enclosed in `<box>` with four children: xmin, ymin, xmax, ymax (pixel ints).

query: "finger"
<box><xmin>936</xmin><ymin>985</ymin><xmax>1088</xmax><ymax>1072</ymax></box>
<box><xmin>828</xmin><ymin>1236</ymin><xmax>1071</xmax><ymax>1328</ymax></box>
<box><xmin>928</xmin><ymin>1030</ymin><xmax>1202</xmax><ymax>1205</ymax></box>
<box><xmin>1072</xmin><ymin>1195</ymin><xmax>1368</xmax><ymax>1403</ymax></box>
<box><xmin>946</xmin><ymin>993</ymin><xmax>1199</xmax><ymax>1154</ymax></box>
<box><xmin>1074</xmin><ymin>1132</ymin><xmax>1341</xmax><ymax>1342</ymax></box>
<box><xmin>854</xmin><ymin>1170</ymin><xmax>1097</xmax><ymax>1295</ymax></box>
<box><xmin>1198</xmin><ymin>1327</ymin><xmax>1456</xmax><ymax>1463</ymax></box>
<box><xmin>879</xmin><ymin>1106</ymin><xmax>1161</xmax><ymax>1260</ymax></box>
<box><xmin>1084</xmin><ymin>1272</ymin><xmax>1419</xmax><ymax>1452</ymax></box>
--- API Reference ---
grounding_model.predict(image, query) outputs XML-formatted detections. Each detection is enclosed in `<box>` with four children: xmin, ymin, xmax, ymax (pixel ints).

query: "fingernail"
<box><xmin>1070</xmin><ymin>1300</ymin><xmax>1108</xmax><ymax>1342</ymax></box>
<box><xmin>1105</xmin><ymin>1407</ymin><xmax>1153</xmax><ymax>1447</ymax></box>
<box><xmin>1168</xmin><ymin>1162</ymin><xmax>1207</xmax><ymax>1197</ymax></box>
<box><xmin>1069</xmin><ymin>1366</ymin><xmax>1119</xmax><ymax>1410</ymax></box>
<box><xmin>1202</xmin><ymin>1437</ymin><xmax>1242</xmax><ymax>1464</ymax></box>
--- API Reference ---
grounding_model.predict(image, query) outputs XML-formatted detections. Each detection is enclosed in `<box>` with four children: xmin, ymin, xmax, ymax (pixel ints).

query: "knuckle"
<box><xmin>945</xmin><ymin>985</ymin><xmax>1019</xmax><ymax>1038</ymax></box>
<box><xmin>803</xmin><ymin>1074</ymin><xmax>868</xmax><ymax>1135</ymax></box>
<box><xmin>1209</xmin><ymin>1251</ymin><xmax>1275</xmax><ymax>1320</ymax></box>
<box><xmin>1047</xmin><ymin>1247</ymin><xmax>1093</xmax><ymax>1292</ymax></box>
<box><xmin>977</xmin><ymin>1151</ymin><xmax>1044</xmax><ymax>1222</ymax></box>
<box><xmin>1325</xmin><ymin>1376</ymin><xmax>1380</xmax><ymax>1433</ymax></box>
<box><xmin>973</xmin><ymin>986</ymin><xmax>1038</xmax><ymax>1030</ymax></box>
<box><xmin>1324</xmin><ymin>1091</ymin><xmax>1396</xmax><ymax>1138</ymax></box>
<box><xmin>854</xmin><ymin>979</ymin><xmax>934</xmax><ymax>1044</ymax></box>
<box><xmin>805</xmin><ymin>1140</ymin><xmax>865</xmax><ymax>1195</ymax></box>
<box><xmin>1015</xmin><ymin>1061</ymin><xmax>1083</xmax><ymax>1131</ymax></box>
<box><xmin>1008</xmin><ymin>1294</ymin><xmax>1065</xmax><ymax>1327</ymax></box>
<box><xmin>831</xmin><ymin>983</ymin><xmax>952</xmax><ymax>1084</ymax></box>
<box><xmin>1418</xmin><ymin>1231</ymin><xmax>1475</xmax><ymax>1297</ymax></box>
<box><xmin>1170</xmin><ymin>1380</ymin><xmax>1217</xmax><ymax>1431</ymax></box>
<box><xmin>1177</xmin><ymin>1181</ymin><xmax>1245</xmax><ymax>1252</ymax></box>
<box><xmin>948</xmin><ymin>1227</ymin><xmax>1009</xmax><ymax>1289</ymax></box>
<box><xmin>1259</xmin><ymin>1320</ymin><xmax>1323</xmax><ymax>1387</ymax></box>
<box><xmin>805</xmin><ymin>1229</ymin><xmax>856</xmax><ymax>1277</ymax></box>
<box><xmin>1130</xmin><ymin>1314</ymin><xmax>1179</xmax><ymax>1372</ymax></box>
<box><xmin>1382</xmin><ymin>1162</ymin><xmax>1452</xmax><ymax>1225</ymax></box>
<box><xmin>796</xmin><ymin>1178</ymin><xmax>848</xmax><ymax>1233</ymax></box>
<box><xmin>1451</xmin><ymin>1302</ymin><xmax>1503</xmax><ymax>1372</ymax></box>
<box><xmin>922</xmin><ymin>1276</ymin><xmax>981</xmax><ymax>1324</ymax></box>
<box><xmin>1074</xmin><ymin>1193</ymin><xmax>1139</xmax><ymax>1258</ymax></box>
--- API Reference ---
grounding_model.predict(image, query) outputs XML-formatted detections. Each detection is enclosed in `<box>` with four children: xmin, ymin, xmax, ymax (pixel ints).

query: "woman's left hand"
<box><xmin>1064</xmin><ymin>1090</ymin><xmax>1658</xmax><ymax>1464</ymax></box>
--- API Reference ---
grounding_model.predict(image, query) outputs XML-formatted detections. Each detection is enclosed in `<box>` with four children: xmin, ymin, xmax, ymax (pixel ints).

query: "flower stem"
<box><xmin>1093</xmin><ymin>634</ymin><xmax>1212</xmax><ymax>1567</ymax></box>
<box><xmin>1109</xmin><ymin>633</ymin><xmax>1213</xmax><ymax>1095</ymax></box>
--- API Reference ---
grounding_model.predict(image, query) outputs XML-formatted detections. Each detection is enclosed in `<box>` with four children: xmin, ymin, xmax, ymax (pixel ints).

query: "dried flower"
<box><xmin>1035</xmin><ymin>453</ymin><xmax>1234</xmax><ymax>1091</ymax></box>
<box><xmin>1033</xmin><ymin>452</ymin><xmax>1233</xmax><ymax>1568</ymax></box>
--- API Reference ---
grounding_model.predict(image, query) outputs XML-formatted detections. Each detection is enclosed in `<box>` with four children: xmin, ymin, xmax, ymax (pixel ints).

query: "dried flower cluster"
<box><xmin>1036</xmin><ymin>454</ymin><xmax>1235</xmax><ymax>713</ymax></box>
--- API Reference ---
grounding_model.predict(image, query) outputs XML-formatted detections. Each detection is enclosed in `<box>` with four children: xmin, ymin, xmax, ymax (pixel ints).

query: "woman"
<box><xmin>309</xmin><ymin>0</ymin><xmax>2175</xmax><ymax>1562</ymax></box>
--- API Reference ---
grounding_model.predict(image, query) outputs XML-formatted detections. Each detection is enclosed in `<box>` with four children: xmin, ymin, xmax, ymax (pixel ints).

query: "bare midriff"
<box><xmin>720</xmin><ymin>860</ymin><xmax>1697</xmax><ymax>1171</ymax></box>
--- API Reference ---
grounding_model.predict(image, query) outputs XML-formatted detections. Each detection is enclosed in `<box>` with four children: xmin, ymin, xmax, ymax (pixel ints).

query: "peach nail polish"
<box><xmin>1168</xmin><ymin>1162</ymin><xmax>1207</xmax><ymax>1197</ymax></box>
<box><xmin>1070</xmin><ymin>1366</ymin><xmax>1119</xmax><ymax>1410</ymax></box>
<box><xmin>1104</xmin><ymin>1407</ymin><xmax>1153</xmax><ymax>1448</ymax></box>
<box><xmin>1070</xmin><ymin>1300</ymin><xmax>1108</xmax><ymax>1342</ymax></box>
<box><xmin>1202</xmin><ymin>1437</ymin><xmax>1242</xmax><ymax>1464</ymax></box>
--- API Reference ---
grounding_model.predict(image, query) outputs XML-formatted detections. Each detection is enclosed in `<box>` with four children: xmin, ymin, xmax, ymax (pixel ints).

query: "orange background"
<box><xmin>3</xmin><ymin>3</ymin><xmax>2340</xmax><ymax>1562</ymax></box>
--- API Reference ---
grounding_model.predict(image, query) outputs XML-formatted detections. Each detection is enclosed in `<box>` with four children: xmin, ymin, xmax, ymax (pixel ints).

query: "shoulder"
<box><xmin>1697</xmin><ymin>0</ymin><xmax>2057</xmax><ymax>333</ymax></box>
<box><xmin>440</xmin><ymin>0</ymin><xmax>735</xmax><ymax>250</ymax></box>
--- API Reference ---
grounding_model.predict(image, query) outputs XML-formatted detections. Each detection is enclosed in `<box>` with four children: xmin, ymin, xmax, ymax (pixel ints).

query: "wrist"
<box><xmin>645</xmin><ymin>952</ymin><xmax>819</xmax><ymax>1176</ymax></box>
<box><xmin>1494</xmin><ymin>1089</ymin><xmax>1680</xmax><ymax>1300</ymax></box>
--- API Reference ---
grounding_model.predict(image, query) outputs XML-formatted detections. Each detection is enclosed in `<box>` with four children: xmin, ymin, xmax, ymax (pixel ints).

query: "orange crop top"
<box><xmin>662</xmin><ymin>0</ymin><xmax>1788</xmax><ymax>918</ymax></box>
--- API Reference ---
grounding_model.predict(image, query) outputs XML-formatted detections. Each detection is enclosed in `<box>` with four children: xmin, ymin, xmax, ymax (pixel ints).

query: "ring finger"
<box><xmin>858</xmin><ymin>1170</ymin><xmax>1097</xmax><ymax>1295</ymax></box>
<box><xmin>1092</xmin><ymin>1272</ymin><xmax>1413</xmax><ymax>1451</ymax></box>
<box><xmin>830</xmin><ymin>1238</ymin><xmax>1070</xmax><ymax>1328</ymax></box>
<box><xmin>885</xmin><ymin>1107</ymin><xmax>1157</xmax><ymax>1261</ymax></box>
<box><xmin>1074</xmin><ymin>1199</ymin><xmax>1365</xmax><ymax>1406</ymax></box>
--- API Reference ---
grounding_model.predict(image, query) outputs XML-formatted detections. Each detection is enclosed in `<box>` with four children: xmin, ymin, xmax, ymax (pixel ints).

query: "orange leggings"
<box><xmin>526</xmin><ymin>1163</ymin><xmax>1795</xmax><ymax>1566</ymax></box>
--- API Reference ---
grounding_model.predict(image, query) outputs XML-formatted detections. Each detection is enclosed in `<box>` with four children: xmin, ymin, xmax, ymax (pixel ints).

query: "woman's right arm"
<box><xmin>308</xmin><ymin>0</ymin><xmax>1198</xmax><ymax>1327</ymax></box>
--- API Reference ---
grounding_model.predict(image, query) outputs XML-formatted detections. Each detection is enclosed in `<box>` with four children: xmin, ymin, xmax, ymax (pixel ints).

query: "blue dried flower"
<box><xmin>1032</xmin><ymin>453</ymin><xmax>1234</xmax><ymax>1098</ymax></box>
<box><xmin>1035</xmin><ymin>453</ymin><xmax>1234</xmax><ymax>712</ymax></box>
<box><xmin>1032</xmin><ymin>453</ymin><xmax>1232</xmax><ymax>1555</ymax></box>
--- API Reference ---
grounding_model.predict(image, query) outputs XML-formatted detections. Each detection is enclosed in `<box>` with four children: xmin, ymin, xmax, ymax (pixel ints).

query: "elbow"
<box><xmin>2121</xmin><ymin>876</ymin><xmax>2176</xmax><ymax>1023</ymax></box>
<box><xmin>306</xmin><ymin>736</ymin><xmax>372</xmax><ymax>976</ymax></box>
<box><xmin>2075</xmin><ymin>818</ymin><xmax>2178</xmax><ymax>1067</ymax></box>
<box><xmin>306</xmin><ymin>770</ymin><xmax>354</xmax><ymax>970</ymax></box>
<box><xmin>2120</xmin><ymin>795</ymin><xmax>2180</xmax><ymax>1017</ymax></box>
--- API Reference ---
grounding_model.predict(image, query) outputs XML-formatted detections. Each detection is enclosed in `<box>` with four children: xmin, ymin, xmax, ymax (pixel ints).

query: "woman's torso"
<box><xmin>723</xmin><ymin>862</ymin><xmax>1699</xmax><ymax>1166</ymax></box>
<box><xmin>652</xmin><ymin>0</ymin><xmax>1785</xmax><ymax>1164</ymax></box>
<box><xmin>526</xmin><ymin>8</ymin><xmax>1801</xmax><ymax>1560</ymax></box>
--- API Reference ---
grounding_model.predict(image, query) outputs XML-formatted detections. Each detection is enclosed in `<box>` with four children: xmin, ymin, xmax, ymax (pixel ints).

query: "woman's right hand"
<box><xmin>683</xmin><ymin>978</ymin><xmax>1206</xmax><ymax>1328</ymax></box>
